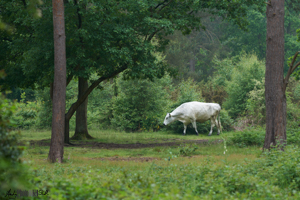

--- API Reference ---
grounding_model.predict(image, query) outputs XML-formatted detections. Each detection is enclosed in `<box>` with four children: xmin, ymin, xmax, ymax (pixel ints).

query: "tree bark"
<box><xmin>48</xmin><ymin>0</ymin><xmax>66</xmax><ymax>163</ymax></box>
<box><xmin>264</xmin><ymin>0</ymin><xmax>286</xmax><ymax>150</ymax></box>
<box><xmin>72</xmin><ymin>77</ymin><xmax>93</xmax><ymax>140</ymax></box>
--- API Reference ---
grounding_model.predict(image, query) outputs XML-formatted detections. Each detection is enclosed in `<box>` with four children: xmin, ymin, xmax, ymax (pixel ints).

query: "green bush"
<box><xmin>223</xmin><ymin>54</ymin><xmax>265</xmax><ymax>118</ymax></box>
<box><xmin>287</xmin><ymin>128</ymin><xmax>300</xmax><ymax>145</ymax></box>
<box><xmin>87</xmin><ymin>80</ymin><xmax>115</xmax><ymax>129</ymax></box>
<box><xmin>219</xmin><ymin>108</ymin><xmax>234</xmax><ymax>131</ymax></box>
<box><xmin>34</xmin><ymin>88</ymin><xmax>52</xmax><ymax>129</ymax></box>
<box><xmin>228</xmin><ymin>129</ymin><xmax>265</xmax><ymax>147</ymax></box>
<box><xmin>0</xmin><ymin>73</ymin><xmax>31</xmax><ymax>197</ymax></box>
<box><xmin>177</xmin><ymin>143</ymin><xmax>199</xmax><ymax>156</ymax></box>
<box><xmin>111</xmin><ymin>76</ymin><xmax>170</xmax><ymax>132</ymax></box>
<box><xmin>245</xmin><ymin>78</ymin><xmax>265</xmax><ymax>125</ymax></box>
<box><xmin>11</xmin><ymin>93</ymin><xmax>39</xmax><ymax>129</ymax></box>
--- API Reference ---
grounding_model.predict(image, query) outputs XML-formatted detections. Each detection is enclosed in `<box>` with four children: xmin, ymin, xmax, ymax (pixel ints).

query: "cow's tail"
<box><xmin>218</xmin><ymin>110</ymin><xmax>222</xmax><ymax>133</ymax></box>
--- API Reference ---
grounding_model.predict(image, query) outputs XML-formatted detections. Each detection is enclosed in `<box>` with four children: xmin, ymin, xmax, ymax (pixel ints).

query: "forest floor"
<box><xmin>28</xmin><ymin>138</ymin><xmax>223</xmax><ymax>149</ymax></box>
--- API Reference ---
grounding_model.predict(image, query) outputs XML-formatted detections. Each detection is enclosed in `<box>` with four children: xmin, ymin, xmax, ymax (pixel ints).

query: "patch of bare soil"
<box><xmin>27</xmin><ymin>139</ymin><xmax>223</xmax><ymax>149</ymax></box>
<box><xmin>90</xmin><ymin>157</ymin><xmax>161</xmax><ymax>162</ymax></box>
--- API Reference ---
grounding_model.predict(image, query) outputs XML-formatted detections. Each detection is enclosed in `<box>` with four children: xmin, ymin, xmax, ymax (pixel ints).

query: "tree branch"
<box><xmin>65</xmin><ymin>65</ymin><xmax>128</xmax><ymax>120</ymax></box>
<box><xmin>283</xmin><ymin>51</ymin><xmax>300</xmax><ymax>92</ymax></box>
<box><xmin>74</xmin><ymin>0</ymin><xmax>82</xmax><ymax>29</ymax></box>
<box><xmin>147</xmin><ymin>27</ymin><xmax>164</xmax><ymax>41</ymax></box>
<box><xmin>158</xmin><ymin>0</ymin><xmax>173</xmax><ymax>13</ymax></box>
<box><xmin>155</xmin><ymin>0</ymin><xmax>168</xmax><ymax>9</ymax></box>
<box><xmin>21</xmin><ymin>0</ymin><xmax>26</xmax><ymax>8</ymax></box>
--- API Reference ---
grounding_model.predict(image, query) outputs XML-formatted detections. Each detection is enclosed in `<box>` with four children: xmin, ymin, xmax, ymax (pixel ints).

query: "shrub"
<box><xmin>11</xmin><ymin>92</ymin><xmax>39</xmax><ymax>129</ymax></box>
<box><xmin>0</xmin><ymin>72</ymin><xmax>31</xmax><ymax>197</ymax></box>
<box><xmin>245</xmin><ymin>78</ymin><xmax>265</xmax><ymax>125</ymax></box>
<box><xmin>287</xmin><ymin>128</ymin><xmax>300</xmax><ymax>145</ymax></box>
<box><xmin>223</xmin><ymin>54</ymin><xmax>265</xmax><ymax>118</ymax></box>
<box><xmin>177</xmin><ymin>143</ymin><xmax>198</xmax><ymax>156</ymax></box>
<box><xmin>228</xmin><ymin>129</ymin><xmax>265</xmax><ymax>147</ymax></box>
<box><xmin>111</xmin><ymin>76</ymin><xmax>170</xmax><ymax>132</ymax></box>
<box><xmin>87</xmin><ymin>80</ymin><xmax>115</xmax><ymax>129</ymax></box>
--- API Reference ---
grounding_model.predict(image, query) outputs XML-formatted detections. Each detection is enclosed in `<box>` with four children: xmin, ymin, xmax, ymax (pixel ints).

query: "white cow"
<box><xmin>163</xmin><ymin>101</ymin><xmax>222</xmax><ymax>136</ymax></box>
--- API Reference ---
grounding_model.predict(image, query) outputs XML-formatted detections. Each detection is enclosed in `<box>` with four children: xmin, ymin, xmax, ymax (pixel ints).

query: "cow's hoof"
<box><xmin>208</xmin><ymin>134</ymin><xmax>212</xmax><ymax>136</ymax></box>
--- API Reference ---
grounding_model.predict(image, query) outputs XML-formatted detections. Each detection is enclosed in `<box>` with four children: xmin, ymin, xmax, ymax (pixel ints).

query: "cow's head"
<box><xmin>163</xmin><ymin>113</ymin><xmax>173</xmax><ymax>125</ymax></box>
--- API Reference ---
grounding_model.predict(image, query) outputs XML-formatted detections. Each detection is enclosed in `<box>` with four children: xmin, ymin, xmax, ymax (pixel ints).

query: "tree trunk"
<box><xmin>264</xmin><ymin>0</ymin><xmax>286</xmax><ymax>150</ymax></box>
<box><xmin>72</xmin><ymin>77</ymin><xmax>93</xmax><ymax>140</ymax></box>
<box><xmin>48</xmin><ymin>0</ymin><xmax>66</xmax><ymax>163</ymax></box>
<box><xmin>189</xmin><ymin>59</ymin><xmax>195</xmax><ymax>72</ymax></box>
<box><xmin>64</xmin><ymin>65</ymin><xmax>128</xmax><ymax>143</ymax></box>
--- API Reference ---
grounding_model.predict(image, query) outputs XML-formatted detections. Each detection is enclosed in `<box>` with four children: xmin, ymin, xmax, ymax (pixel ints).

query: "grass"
<box><xmin>20</xmin><ymin>128</ymin><xmax>235</xmax><ymax>143</ymax></box>
<box><xmin>20</xmin><ymin>129</ymin><xmax>260</xmax><ymax>170</ymax></box>
<box><xmin>19</xmin><ymin>129</ymin><xmax>300</xmax><ymax>199</ymax></box>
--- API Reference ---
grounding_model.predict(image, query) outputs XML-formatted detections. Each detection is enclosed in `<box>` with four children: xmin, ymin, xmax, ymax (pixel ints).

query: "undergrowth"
<box><xmin>9</xmin><ymin>145</ymin><xmax>300</xmax><ymax>199</ymax></box>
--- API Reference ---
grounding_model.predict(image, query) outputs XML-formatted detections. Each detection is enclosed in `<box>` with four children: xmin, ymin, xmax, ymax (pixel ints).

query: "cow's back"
<box><xmin>175</xmin><ymin>102</ymin><xmax>220</xmax><ymax>122</ymax></box>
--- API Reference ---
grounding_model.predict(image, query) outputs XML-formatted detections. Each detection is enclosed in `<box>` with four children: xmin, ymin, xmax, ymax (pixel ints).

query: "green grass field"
<box><xmin>15</xmin><ymin>129</ymin><xmax>300</xmax><ymax>199</ymax></box>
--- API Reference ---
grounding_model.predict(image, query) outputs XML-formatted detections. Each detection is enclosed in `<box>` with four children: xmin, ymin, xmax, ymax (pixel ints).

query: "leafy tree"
<box><xmin>0</xmin><ymin>0</ymin><xmax>266</xmax><ymax>143</ymax></box>
<box><xmin>164</xmin><ymin>16</ymin><xmax>229</xmax><ymax>82</ymax></box>
<box><xmin>223</xmin><ymin>54</ymin><xmax>265</xmax><ymax>118</ymax></box>
<box><xmin>111</xmin><ymin>76</ymin><xmax>170</xmax><ymax>132</ymax></box>
<box><xmin>220</xmin><ymin>1</ymin><xmax>300</xmax><ymax>72</ymax></box>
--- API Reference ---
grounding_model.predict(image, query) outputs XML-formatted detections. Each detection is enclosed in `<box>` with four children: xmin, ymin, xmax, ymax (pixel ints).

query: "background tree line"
<box><xmin>1</xmin><ymin>0</ymin><xmax>300</xmax><ymax>139</ymax></box>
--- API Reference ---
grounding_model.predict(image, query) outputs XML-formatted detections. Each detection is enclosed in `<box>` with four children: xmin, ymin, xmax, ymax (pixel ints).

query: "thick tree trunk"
<box><xmin>48</xmin><ymin>0</ymin><xmax>66</xmax><ymax>163</ymax></box>
<box><xmin>264</xmin><ymin>0</ymin><xmax>286</xmax><ymax>150</ymax></box>
<box><xmin>72</xmin><ymin>77</ymin><xmax>93</xmax><ymax>140</ymax></box>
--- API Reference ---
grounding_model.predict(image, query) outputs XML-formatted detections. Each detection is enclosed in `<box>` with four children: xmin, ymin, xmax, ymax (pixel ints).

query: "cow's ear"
<box><xmin>169</xmin><ymin>113</ymin><xmax>172</xmax><ymax>118</ymax></box>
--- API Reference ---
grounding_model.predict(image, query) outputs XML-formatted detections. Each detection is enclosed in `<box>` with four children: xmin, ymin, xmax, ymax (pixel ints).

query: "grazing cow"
<box><xmin>163</xmin><ymin>101</ymin><xmax>222</xmax><ymax>136</ymax></box>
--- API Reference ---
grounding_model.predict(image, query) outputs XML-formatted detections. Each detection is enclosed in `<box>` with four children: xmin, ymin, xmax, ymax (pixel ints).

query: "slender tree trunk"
<box><xmin>189</xmin><ymin>59</ymin><xmax>195</xmax><ymax>72</ymax></box>
<box><xmin>48</xmin><ymin>0</ymin><xmax>66</xmax><ymax>163</ymax></box>
<box><xmin>72</xmin><ymin>77</ymin><xmax>93</xmax><ymax>140</ymax></box>
<box><xmin>264</xmin><ymin>0</ymin><xmax>286</xmax><ymax>150</ymax></box>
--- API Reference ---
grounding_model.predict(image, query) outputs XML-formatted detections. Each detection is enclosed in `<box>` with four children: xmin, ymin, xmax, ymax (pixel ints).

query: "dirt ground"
<box><xmin>29</xmin><ymin>139</ymin><xmax>223</xmax><ymax>149</ymax></box>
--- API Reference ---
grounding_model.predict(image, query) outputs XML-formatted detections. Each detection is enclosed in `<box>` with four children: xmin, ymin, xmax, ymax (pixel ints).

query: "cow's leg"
<box><xmin>209</xmin><ymin>117</ymin><xmax>216</xmax><ymax>136</ymax></box>
<box><xmin>183</xmin><ymin>124</ymin><xmax>187</xmax><ymax>135</ymax></box>
<box><xmin>192</xmin><ymin>121</ymin><xmax>199</xmax><ymax>135</ymax></box>
<box><xmin>216</xmin><ymin>118</ymin><xmax>220</xmax><ymax>135</ymax></box>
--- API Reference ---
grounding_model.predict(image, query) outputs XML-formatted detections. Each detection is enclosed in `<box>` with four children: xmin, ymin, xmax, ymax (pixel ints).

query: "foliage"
<box><xmin>245</xmin><ymin>78</ymin><xmax>265</xmax><ymax>125</ymax></box>
<box><xmin>22</xmin><ymin>144</ymin><xmax>300</xmax><ymax>199</ymax></box>
<box><xmin>228</xmin><ymin>129</ymin><xmax>265</xmax><ymax>147</ymax></box>
<box><xmin>87</xmin><ymin>80</ymin><xmax>115</xmax><ymax>130</ymax></box>
<box><xmin>221</xmin><ymin>3</ymin><xmax>300</xmax><ymax>74</ymax></box>
<box><xmin>223</xmin><ymin>54</ymin><xmax>265</xmax><ymax>118</ymax></box>
<box><xmin>200</xmin><ymin>79</ymin><xmax>228</xmax><ymax>106</ymax></box>
<box><xmin>34</xmin><ymin>88</ymin><xmax>52</xmax><ymax>129</ymax></box>
<box><xmin>111</xmin><ymin>76</ymin><xmax>170</xmax><ymax>132</ymax></box>
<box><xmin>245</xmin><ymin>77</ymin><xmax>300</xmax><ymax>128</ymax></box>
<box><xmin>219</xmin><ymin>108</ymin><xmax>234</xmax><ymax>131</ymax></box>
<box><xmin>177</xmin><ymin>143</ymin><xmax>199</xmax><ymax>157</ymax></box>
<box><xmin>0</xmin><ymin>71</ymin><xmax>23</xmax><ymax>162</ymax></box>
<box><xmin>11</xmin><ymin>93</ymin><xmax>39</xmax><ymax>129</ymax></box>
<box><xmin>0</xmin><ymin>72</ymin><xmax>30</xmax><ymax>197</ymax></box>
<box><xmin>287</xmin><ymin>128</ymin><xmax>300</xmax><ymax>145</ymax></box>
